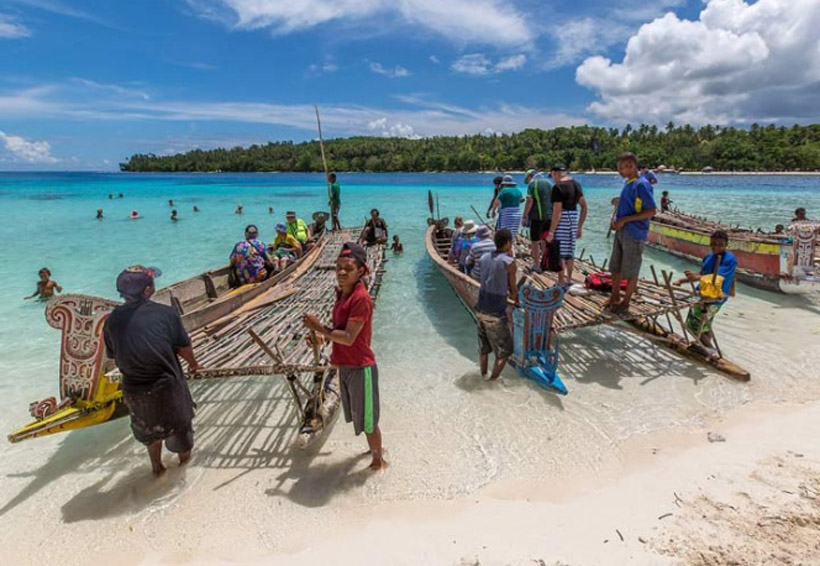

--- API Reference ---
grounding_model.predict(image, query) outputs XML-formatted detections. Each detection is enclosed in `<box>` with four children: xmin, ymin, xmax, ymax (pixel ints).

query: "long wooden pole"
<box><xmin>314</xmin><ymin>105</ymin><xmax>332</xmax><ymax>206</ymax></box>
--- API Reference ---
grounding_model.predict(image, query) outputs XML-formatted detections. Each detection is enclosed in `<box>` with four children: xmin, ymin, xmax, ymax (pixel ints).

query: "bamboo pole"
<box><xmin>314</xmin><ymin>105</ymin><xmax>332</xmax><ymax>207</ymax></box>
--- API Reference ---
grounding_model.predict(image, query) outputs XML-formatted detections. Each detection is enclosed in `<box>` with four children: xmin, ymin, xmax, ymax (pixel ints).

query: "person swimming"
<box><xmin>171</xmin><ymin>209</ymin><xmax>178</xmax><ymax>222</ymax></box>
<box><xmin>236</xmin><ymin>204</ymin><xmax>244</xmax><ymax>215</ymax></box>
<box><xmin>268</xmin><ymin>206</ymin><xmax>274</xmax><ymax>214</ymax></box>
<box><xmin>130</xmin><ymin>210</ymin><xmax>141</xmax><ymax>219</ymax></box>
<box><xmin>96</xmin><ymin>208</ymin><xmax>104</xmax><ymax>220</ymax></box>
<box><xmin>169</xmin><ymin>199</ymin><xmax>175</xmax><ymax>207</ymax></box>
<box><xmin>24</xmin><ymin>268</ymin><xmax>62</xmax><ymax>301</ymax></box>
<box><xmin>193</xmin><ymin>205</ymin><xmax>199</xmax><ymax>213</ymax></box>
<box><xmin>390</xmin><ymin>235</ymin><xmax>404</xmax><ymax>254</ymax></box>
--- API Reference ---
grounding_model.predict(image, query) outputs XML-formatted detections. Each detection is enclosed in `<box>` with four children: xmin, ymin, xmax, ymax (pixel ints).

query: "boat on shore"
<box><xmin>426</xmin><ymin>222</ymin><xmax>569</xmax><ymax>394</ymax></box>
<box><xmin>8</xmin><ymin>234</ymin><xmax>332</xmax><ymax>444</ymax></box>
<box><xmin>648</xmin><ymin>211</ymin><xmax>820</xmax><ymax>294</ymax></box>
<box><xmin>427</xmin><ymin>221</ymin><xmax>750</xmax><ymax>383</ymax></box>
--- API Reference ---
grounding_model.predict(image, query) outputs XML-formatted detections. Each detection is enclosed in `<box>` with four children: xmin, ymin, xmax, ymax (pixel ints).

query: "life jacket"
<box><xmin>584</xmin><ymin>272</ymin><xmax>628</xmax><ymax>292</ymax></box>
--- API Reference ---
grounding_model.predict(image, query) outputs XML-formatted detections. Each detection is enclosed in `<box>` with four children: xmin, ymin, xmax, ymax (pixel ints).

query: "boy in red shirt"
<box><xmin>303</xmin><ymin>242</ymin><xmax>385</xmax><ymax>470</ymax></box>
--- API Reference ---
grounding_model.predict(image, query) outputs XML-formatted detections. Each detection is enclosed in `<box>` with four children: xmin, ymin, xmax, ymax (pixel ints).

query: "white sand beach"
<box><xmin>2</xmin><ymin>278</ymin><xmax>820</xmax><ymax>565</ymax></box>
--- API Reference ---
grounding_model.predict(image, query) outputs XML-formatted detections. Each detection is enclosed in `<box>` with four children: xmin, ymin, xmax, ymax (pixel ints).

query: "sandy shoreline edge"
<box><xmin>139</xmin><ymin>399</ymin><xmax>820</xmax><ymax>566</ymax></box>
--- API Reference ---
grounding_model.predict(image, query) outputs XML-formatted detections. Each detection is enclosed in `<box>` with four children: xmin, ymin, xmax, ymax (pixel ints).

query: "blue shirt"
<box><xmin>700</xmin><ymin>251</ymin><xmax>737</xmax><ymax>305</ymax></box>
<box><xmin>476</xmin><ymin>251</ymin><xmax>515</xmax><ymax>317</ymax></box>
<box><xmin>641</xmin><ymin>170</ymin><xmax>658</xmax><ymax>184</ymax></box>
<box><xmin>616</xmin><ymin>177</ymin><xmax>657</xmax><ymax>241</ymax></box>
<box><xmin>496</xmin><ymin>186</ymin><xmax>522</xmax><ymax>209</ymax></box>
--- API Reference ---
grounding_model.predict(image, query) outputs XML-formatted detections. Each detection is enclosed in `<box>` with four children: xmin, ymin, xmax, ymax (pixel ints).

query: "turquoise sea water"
<box><xmin>1</xmin><ymin>172</ymin><xmax>820</xmax><ymax>539</ymax></box>
<box><xmin>2</xmin><ymin>172</ymin><xmax>819</xmax><ymax>424</ymax></box>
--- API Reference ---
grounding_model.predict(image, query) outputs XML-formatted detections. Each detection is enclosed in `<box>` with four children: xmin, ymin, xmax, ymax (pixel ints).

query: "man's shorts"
<box><xmin>339</xmin><ymin>366</ymin><xmax>380</xmax><ymax>436</ymax></box>
<box><xmin>477</xmin><ymin>312</ymin><xmax>514</xmax><ymax>359</ymax></box>
<box><xmin>609</xmin><ymin>229</ymin><xmax>646</xmax><ymax>279</ymax></box>
<box><xmin>529</xmin><ymin>218</ymin><xmax>549</xmax><ymax>242</ymax></box>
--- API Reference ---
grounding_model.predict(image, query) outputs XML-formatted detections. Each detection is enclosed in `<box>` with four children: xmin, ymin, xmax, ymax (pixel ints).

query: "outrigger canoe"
<box><xmin>648</xmin><ymin>210</ymin><xmax>820</xmax><ymax>294</ymax></box>
<box><xmin>427</xmin><ymin>217</ymin><xmax>750</xmax><ymax>383</ymax></box>
<box><xmin>8</xmin><ymin>235</ymin><xmax>329</xmax><ymax>444</ymax></box>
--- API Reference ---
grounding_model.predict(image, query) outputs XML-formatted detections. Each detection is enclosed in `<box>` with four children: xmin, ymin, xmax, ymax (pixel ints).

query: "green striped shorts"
<box><xmin>339</xmin><ymin>365</ymin><xmax>380</xmax><ymax>436</ymax></box>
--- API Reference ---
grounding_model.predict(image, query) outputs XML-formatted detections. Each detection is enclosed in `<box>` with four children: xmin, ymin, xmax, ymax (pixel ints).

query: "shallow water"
<box><xmin>1</xmin><ymin>172</ymin><xmax>820</xmax><ymax>560</ymax></box>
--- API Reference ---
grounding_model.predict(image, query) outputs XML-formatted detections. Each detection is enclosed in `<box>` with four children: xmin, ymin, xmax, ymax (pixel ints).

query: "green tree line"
<box><xmin>120</xmin><ymin>123</ymin><xmax>820</xmax><ymax>173</ymax></box>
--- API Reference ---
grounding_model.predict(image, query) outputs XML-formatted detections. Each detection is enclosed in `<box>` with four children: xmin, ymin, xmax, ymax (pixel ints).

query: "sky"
<box><xmin>0</xmin><ymin>0</ymin><xmax>819</xmax><ymax>170</ymax></box>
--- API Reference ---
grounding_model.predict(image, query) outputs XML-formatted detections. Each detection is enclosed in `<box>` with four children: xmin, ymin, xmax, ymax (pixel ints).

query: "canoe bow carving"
<box><xmin>45</xmin><ymin>294</ymin><xmax>119</xmax><ymax>404</ymax></box>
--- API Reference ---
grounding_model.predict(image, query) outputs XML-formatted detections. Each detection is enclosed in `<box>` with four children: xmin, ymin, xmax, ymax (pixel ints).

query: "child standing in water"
<box><xmin>390</xmin><ymin>235</ymin><xmax>403</xmax><ymax>254</ymax></box>
<box><xmin>24</xmin><ymin>268</ymin><xmax>62</xmax><ymax>300</ymax></box>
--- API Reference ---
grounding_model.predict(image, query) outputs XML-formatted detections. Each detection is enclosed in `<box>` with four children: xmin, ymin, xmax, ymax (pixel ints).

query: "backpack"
<box><xmin>584</xmin><ymin>272</ymin><xmax>628</xmax><ymax>292</ymax></box>
<box><xmin>539</xmin><ymin>233</ymin><xmax>562</xmax><ymax>273</ymax></box>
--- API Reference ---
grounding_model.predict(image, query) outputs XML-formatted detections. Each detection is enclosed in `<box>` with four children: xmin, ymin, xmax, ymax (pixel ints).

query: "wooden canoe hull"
<box><xmin>7</xmin><ymin>235</ymin><xmax>330</xmax><ymax>443</ymax></box>
<box><xmin>647</xmin><ymin>220</ymin><xmax>784</xmax><ymax>292</ymax></box>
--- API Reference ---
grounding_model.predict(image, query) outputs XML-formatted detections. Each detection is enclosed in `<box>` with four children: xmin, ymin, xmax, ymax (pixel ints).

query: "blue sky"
<box><xmin>0</xmin><ymin>0</ymin><xmax>818</xmax><ymax>170</ymax></box>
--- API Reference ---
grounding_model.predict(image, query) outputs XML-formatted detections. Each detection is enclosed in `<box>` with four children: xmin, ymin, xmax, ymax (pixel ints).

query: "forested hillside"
<box><xmin>121</xmin><ymin>123</ymin><xmax>820</xmax><ymax>173</ymax></box>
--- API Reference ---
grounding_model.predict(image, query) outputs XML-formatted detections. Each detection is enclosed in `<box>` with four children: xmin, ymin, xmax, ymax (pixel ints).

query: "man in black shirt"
<box><xmin>545</xmin><ymin>164</ymin><xmax>588</xmax><ymax>284</ymax></box>
<box><xmin>522</xmin><ymin>168</ymin><xmax>552</xmax><ymax>269</ymax></box>
<box><xmin>103</xmin><ymin>266</ymin><xmax>200</xmax><ymax>476</ymax></box>
<box><xmin>360</xmin><ymin>208</ymin><xmax>389</xmax><ymax>246</ymax></box>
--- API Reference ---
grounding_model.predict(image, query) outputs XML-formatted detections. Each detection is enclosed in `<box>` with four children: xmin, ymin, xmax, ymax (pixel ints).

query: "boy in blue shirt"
<box><xmin>608</xmin><ymin>152</ymin><xmax>657</xmax><ymax>312</ymax></box>
<box><xmin>676</xmin><ymin>230</ymin><xmax>737</xmax><ymax>350</ymax></box>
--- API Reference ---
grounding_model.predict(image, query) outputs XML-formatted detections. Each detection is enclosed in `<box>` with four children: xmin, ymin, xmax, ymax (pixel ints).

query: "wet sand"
<box><xmin>2</xmin><ymin>278</ymin><xmax>820</xmax><ymax>564</ymax></box>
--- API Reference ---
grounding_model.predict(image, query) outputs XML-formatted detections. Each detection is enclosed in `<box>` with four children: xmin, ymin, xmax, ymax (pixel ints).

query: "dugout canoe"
<box><xmin>427</xmin><ymin>224</ymin><xmax>750</xmax><ymax>382</ymax></box>
<box><xmin>648</xmin><ymin>211</ymin><xmax>820</xmax><ymax>294</ymax></box>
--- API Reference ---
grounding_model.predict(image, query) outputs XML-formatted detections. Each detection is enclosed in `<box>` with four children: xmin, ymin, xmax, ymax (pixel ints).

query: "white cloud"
<box><xmin>495</xmin><ymin>53</ymin><xmax>526</xmax><ymax>71</ymax></box>
<box><xmin>0</xmin><ymin>14</ymin><xmax>31</xmax><ymax>38</ymax></box>
<box><xmin>576</xmin><ymin>0</ymin><xmax>820</xmax><ymax>125</ymax></box>
<box><xmin>72</xmin><ymin>78</ymin><xmax>151</xmax><ymax>100</ymax></box>
<box><xmin>307</xmin><ymin>62</ymin><xmax>339</xmax><ymax>75</ymax></box>
<box><xmin>542</xmin><ymin>1</ymin><xmax>688</xmax><ymax>70</ymax></box>
<box><xmin>451</xmin><ymin>52</ymin><xmax>526</xmax><ymax>75</ymax></box>
<box><xmin>451</xmin><ymin>53</ymin><xmax>492</xmax><ymax>75</ymax></box>
<box><xmin>185</xmin><ymin>0</ymin><xmax>532</xmax><ymax>46</ymax></box>
<box><xmin>0</xmin><ymin>81</ymin><xmax>583</xmax><ymax>138</ymax></box>
<box><xmin>429</xmin><ymin>55</ymin><xmax>440</xmax><ymax>64</ymax></box>
<box><xmin>367</xmin><ymin>118</ymin><xmax>420</xmax><ymax>138</ymax></box>
<box><xmin>368</xmin><ymin>61</ymin><xmax>411</xmax><ymax>78</ymax></box>
<box><xmin>0</xmin><ymin>131</ymin><xmax>58</xmax><ymax>163</ymax></box>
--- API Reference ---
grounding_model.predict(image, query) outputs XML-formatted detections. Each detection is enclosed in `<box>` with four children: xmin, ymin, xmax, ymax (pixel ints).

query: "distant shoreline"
<box><xmin>574</xmin><ymin>170</ymin><xmax>820</xmax><ymax>176</ymax></box>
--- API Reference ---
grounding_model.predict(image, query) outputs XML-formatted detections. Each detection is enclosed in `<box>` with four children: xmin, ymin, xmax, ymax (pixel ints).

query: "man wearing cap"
<box><xmin>309</xmin><ymin>211</ymin><xmax>329</xmax><ymax>240</ymax></box>
<box><xmin>103</xmin><ymin>266</ymin><xmax>200</xmax><ymax>476</ymax></box>
<box><xmin>303</xmin><ymin>243</ymin><xmax>386</xmax><ymax>471</ymax></box>
<box><xmin>545</xmin><ymin>164</ymin><xmax>588</xmax><ymax>285</ymax></box>
<box><xmin>328</xmin><ymin>173</ymin><xmax>342</xmax><ymax>230</ymax></box>
<box><xmin>285</xmin><ymin>211</ymin><xmax>311</xmax><ymax>245</ymax></box>
<box><xmin>230</xmin><ymin>224</ymin><xmax>273</xmax><ymax>285</ymax></box>
<box><xmin>468</xmin><ymin>225</ymin><xmax>496</xmax><ymax>281</ymax></box>
<box><xmin>522</xmin><ymin>168</ymin><xmax>553</xmax><ymax>269</ymax></box>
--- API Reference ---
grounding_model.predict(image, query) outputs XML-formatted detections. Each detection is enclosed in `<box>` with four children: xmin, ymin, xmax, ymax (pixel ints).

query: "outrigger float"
<box><xmin>426</xmin><ymin>203</ymin><xmax>750</xmax><ymax>394</ymax></box>
<box><xmin>8</xmin><ymin>229</ymin><xmax>386</xmax><ymax>446</ymax></box>
<box><xmin>648</xmin><ymin>210</ymin><xmax>820</xmax><ymax>294</ymax></box>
